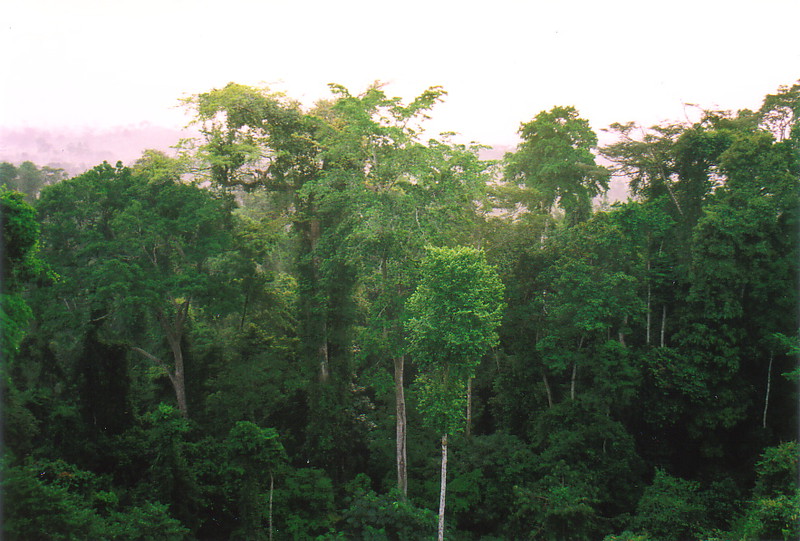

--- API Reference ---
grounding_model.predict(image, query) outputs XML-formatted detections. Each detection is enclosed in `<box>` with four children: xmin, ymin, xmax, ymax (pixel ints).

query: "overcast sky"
<box><xmin>3</xmin><ymin>0</ymin><xmax>799</xmax><ymax>148</ymax></box>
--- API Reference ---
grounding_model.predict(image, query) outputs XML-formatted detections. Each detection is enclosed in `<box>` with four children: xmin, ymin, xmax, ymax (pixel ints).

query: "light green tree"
<box><xmin>406</xmin><ymin>246</ymin><xmax>504</xmax><ymax>541</ymax></box>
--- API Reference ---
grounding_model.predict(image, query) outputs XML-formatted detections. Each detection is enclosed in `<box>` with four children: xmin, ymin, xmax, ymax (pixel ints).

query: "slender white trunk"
<box><xmin>660</xmin><ymin>305</ymin><xmax>667</xmax><ymax>348</ymax></box>
<box><xmin>268</xmin><ymin>472</ymin><xmax>274</xmax><ymax>541</ymax></box>
<box><xmin>762</xmin><ymin>352</ymin><xmax>773</xmax><ymax>429</ymax></box>
<box><xmin>438</xmin><ymin>433</ymin><xmax>448</xmax><ymax>541</ymax></box>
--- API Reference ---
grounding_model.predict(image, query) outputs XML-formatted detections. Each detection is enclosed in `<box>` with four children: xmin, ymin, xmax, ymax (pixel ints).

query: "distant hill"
<box><xmin>0</xmin><ymin>124</ymin><xmax>189</xmax><ymax>176</ymax></box>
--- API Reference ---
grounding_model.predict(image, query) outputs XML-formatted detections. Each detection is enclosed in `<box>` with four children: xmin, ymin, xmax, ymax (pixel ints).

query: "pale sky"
<box><xmin>3</xmin><ymin>0</ymin><xmax>799</xmax><ymax>147</ymax></box>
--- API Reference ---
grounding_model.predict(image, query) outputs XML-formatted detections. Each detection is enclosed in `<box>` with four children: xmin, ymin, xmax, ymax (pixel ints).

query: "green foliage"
<box><xmin>336</xmin><ymin>474</ymin><xmax>437</xmax><ymax>540</ymax></box>
<box><xmin>603</xmin><ymin>532</ymin><xmax>654</xmax><ymax>541</ymax></box>
<box><xmin>1</xmin><ymin>457</ymin><xmax>188</xmax><ymax>540</ymax></box>
<box><xmin>0</xmin><ymin>160</ymin><xmax>68</xmax><ymax>201</ymax></box>
<box><xmin>226</xmin><ymin>420</ymin><xmax>286</xmax><ymax>470</ymax></box>
<box><xmin>275</xmin><ymin>467</ymin><xmax>336</xmax><ymax>539</ymax></box>
<box><xmin>447</xmin><ymin>433</ymin><xmax>536</xmax><ymax>537</ymax></box>
<box><xmin>737</xmin><ymin>492</ymin><xmax>800</xmax><ymax>541</ymax></box>
<box><xmin>1</xmin><ymin>188</ymin><xmax>45</xmax><ymax>287</ymax></box>
<box><xmin>407</xmin><ymin>246</ymin><xmax>505</xmax><ymax>373</ymax></box>
<box><xmin>0</xmin><ymin>292</ymin><xmax>33</xmax><ymax>362</ymax></box>
<box><xmin>514</xmin><ymin>479</ymin><xmax>599</xmax><ymax>541</ymax></box>
<box><xmin>1</xmin><ymin>188</ymin><xmax>47</xmax><ymax>358</ymax></box>
<box><xmin>407</xmin><ymin>246</ymin><xmax>505</xmax><ymax>434</ymax></box>
<box><xmin>3</xmin><ymin>79</ymin><xmax>798</xmax><ymax>541</ymax></box>
<box><xmin>516</xmin><ymin>401</ymin><xmax>644</xmax><ymax>539</ymax></box>
<box><xmin>414</xmin><ymin>372</ymin><xmax>469</xmax><ymax>436</ymax></box>
<box><xmin>730</xmin><ymin>442</ymin><xmax>800</xmax><ymax>541</ymax></box>
<box><xmin>758</xmin><ymin>80</ymin><xmax>799</xmax><ymax>141</ymax></box>
<box><xmin>34</xmin><ymin>160</ymin><xmax>237</xmax><ymax>415</ymax></box>
<box><xmin>752</xmin><ymin>441</ymin><xmax>798</xmax><ymax>498</ymax></box>
<box><xmin>630</xmin><ymin>469</ymin><xmax>708</xmax><ymax>540</ymax></box>
<box><xmin>222</xmin><ymin>421</ymin><xmax>287</xmax><ymax>540</ymax></box>
<box><xmin>504</xmin><ymin>105</ymin><xmax>609</xmax><ymax>224</ymax></box>
<box><xmin>182</xmin><ymin>82</ymin><xmax>320</xmax><ymax>192</ymax></box>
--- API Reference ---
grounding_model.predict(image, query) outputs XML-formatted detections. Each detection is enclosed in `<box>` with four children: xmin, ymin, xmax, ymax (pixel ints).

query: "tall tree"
<box><xmin>503</xmin><ymin>106</ymin><xmax>609</xmax><ymax>229</ymax></box>
<box><xmin>316</xmin><ymin>82</ymin><xmax>491</xmax><ymax>496</ymax></box>
<box><xmin>406</xmin><ymin>246</ymin><xmax>504</xmax><ymax>540</ymax></box>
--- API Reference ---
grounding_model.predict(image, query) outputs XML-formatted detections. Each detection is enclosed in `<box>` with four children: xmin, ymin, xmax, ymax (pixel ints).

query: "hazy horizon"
<box><xmin>4</xmin><ymin>0</ymin><xmax>798</xmax><ymax>204</ymax></box>
<box><xmin>5</xmin><ymin>1</ymin><xmax>798</xmax><ymax>143</ymax></box>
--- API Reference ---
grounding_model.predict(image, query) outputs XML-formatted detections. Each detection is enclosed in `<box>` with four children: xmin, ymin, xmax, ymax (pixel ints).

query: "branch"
<box><xmin>131</xmin><ymin>346</ymin><xmax>177</xmax><ymax>387</ymax></box>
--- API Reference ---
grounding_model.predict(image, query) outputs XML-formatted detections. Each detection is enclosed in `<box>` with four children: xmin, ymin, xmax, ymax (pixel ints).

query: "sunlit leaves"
<box><xmin>406</xmin><ymin>246</ymin><xmax>504</xmax><ymax>434</ymax></box>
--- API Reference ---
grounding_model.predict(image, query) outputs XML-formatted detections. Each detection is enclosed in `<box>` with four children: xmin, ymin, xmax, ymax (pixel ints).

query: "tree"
<box><xmin>406</xmin><ymin>246</ymin><xmax>505</xmax><ymax>540</ymax></box>
<box><xmin>225</xmin><ymin>421</ymin><xmax>286</xmax><ymax>541</ymax></box>
<box><xmin>36</xmin><ymin>161</ymin><xmax>235</xmax><ymax>417</ymax></box>
<box><xmin>758</xmin><ymin>80</ymin><xmax>799</xmax><ymax>141</ymax></box>
<box><xmin>315</xmin><ymin>82</ymin><xmax>490</xmax><ymax>497</ymax></box>
<box><xmin>503</xmin><ymin>106</ymin><xmax>609</xmax><ymax>228</ymax></box>
<box><xmin>182</xmin><ymin>83</ymin><xmax>331</xmax><ymax>386</ymax></box>
<box><xmin>0</xmin><ymin>162</ymin><xmax>17</xmax><ymax>185</ymax></box>
<box><xmin>733</xmin><ymin>441</ymin><xmax>799</xmax><ymax>541</ymax></box>
<box><xmin>2</xmin><ymin>457</ymin><xmax>189</xmax><ymax>540</ymax></box>
<box><xmin>1</xmin><ymin>188</ymin><xmax>46</xmax><ymax>359</ymax></box>
<box><xmin>529</xmin><ymin>213</ymin><xmax>643</xmax><ymax>409</ymax></box>
<box><xmin>629</xmin><ymin>469</ymin><xmax>708</xmax><ymax>540</ymax></box>
<box><xmin>0</xmin><ymin>161</ymin><xmax>67</xmax><ymax>202</ymax></box>
<box><xmin>1</xmin><ymin>187</ymin><xmax>50</xmax><ymax>462</ymax></box>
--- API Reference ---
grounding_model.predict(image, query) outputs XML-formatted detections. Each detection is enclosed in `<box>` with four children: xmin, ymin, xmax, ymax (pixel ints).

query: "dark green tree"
<box><xmin>36</xmin><ymin>161</ymin><xmax>235</xmax><ymax>417</ymax></box>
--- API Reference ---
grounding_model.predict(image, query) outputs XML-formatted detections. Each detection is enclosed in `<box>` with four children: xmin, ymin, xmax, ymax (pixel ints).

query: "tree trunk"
<box><xmin>134</xmin><ymin>300</ymin><xmax>191</xmax><ymax>418</ymax></box>
<box><xmin>660</xmin><ymin>305</ymin><xmax>667</xmax><ymax>348</ymax></box>
<box><xmin>646</xmin><ymin>281</ymin><xmax>651</xmax><ymax>345</ymax></box>
<box><xmin>438</xmin><ymin>433</ymin><xmax>448</xmax><ymax>541</ymax></box>
<box><xmin>166</xmin><ymin>336</ymin><xmax>187</xmax><ymax>417</ymax></box>
<box><xmin>239</xmin><ymin>286</ymin><xmax>250</xmax><ymax>330</ymax></box>
<box><xmin>131</xmin><ymin>346</ymin><xmax>181</xmax><ymax>410</ymax></box>
<box><xmin>570</xmin><ymin>361</ymin><xmax>577</xmax><ymax>401</ymax></box>
<box><xmin>305</xmin><ymin>214</ymin><xmax>329</xmax><ymax>383</ymax></box>
<box><xmin>269</xmin><ymin>472</ymin><xmax>274</xmax><ymax>541</ymax></box>
<box><xmin>318</xmin><ymin>318</ymin><xmax>330</xmax><ymax>382</ymax></box>
<box><xmin>465</xmin><ymin>377</ymin><xmax>473</xmax><ymax>438</ymax></box>
<box><xmin>762</xmin><ymin>351</ymin><xmax>773</xmax><ymax>429</ymax></box>
<box><xmin>570</xmin><ymin>336</ymin><xmax>583</xmax><ymax>401</ymax></box>
<box><xmin>542</xmin><ymin>371</ymin><xmax>554</xmax><ymax>409</ymax></box>
<box><xmin>395</xmin><ymin>355</ymin><xmax>408</xmax><ymax>498</ymax></box>
<box><xmin>159</xmin><ymin>301</ymin><xmax>189</xmax><ymax>417</ymax></box>
<box><xmin>618</xmin><ymin>315</ymin><xmax>628</xmax><ymax>347</ymax></box>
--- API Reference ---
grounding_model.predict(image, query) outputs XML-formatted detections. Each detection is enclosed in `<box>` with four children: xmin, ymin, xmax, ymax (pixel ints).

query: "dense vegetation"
<box><xmin>2</xmin><ymin>80</ymin><xmax>798</xmax><ymax>540</ymax></box>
